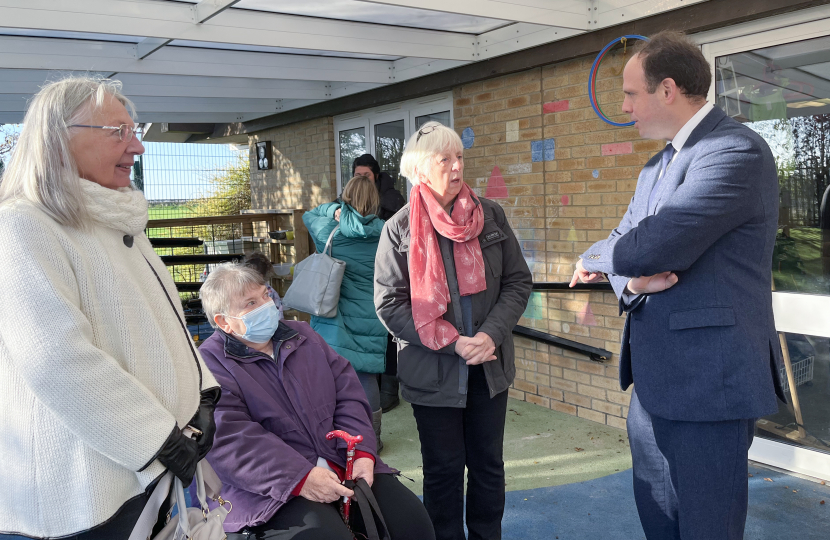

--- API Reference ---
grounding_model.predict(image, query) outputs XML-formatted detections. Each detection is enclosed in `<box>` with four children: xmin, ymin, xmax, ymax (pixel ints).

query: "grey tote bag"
<box><xmin>283</xmin><ymin>226</ymin><xmax>345</xmax><ymax>318</ymax></box>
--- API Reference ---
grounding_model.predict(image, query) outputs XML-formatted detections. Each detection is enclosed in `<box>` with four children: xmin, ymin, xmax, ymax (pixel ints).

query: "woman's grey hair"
<box><xmin>0</xmin><ymin>76</ymin><xmax>136</xmax><ymax>229</ymax></box>
<box><xmin>399</xmin><ymin>121</ymin><xmax>463</xmax><ymax>185</ymax></box>
<box><xmin>200</xmin><ymin>262</ymin><xmax>267</xmax><ymax>328</ymax></box>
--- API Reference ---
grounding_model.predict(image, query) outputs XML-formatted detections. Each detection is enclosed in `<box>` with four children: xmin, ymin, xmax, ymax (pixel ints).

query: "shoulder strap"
<box><xmin>324</xmin><ymin>225</ymin><xmax>340</xmax><ymax>256</ymax></box>
<box><xmin>348</xmin><ymin>478</ymin><xmax>390</xmax><ymax>540</ymax></box>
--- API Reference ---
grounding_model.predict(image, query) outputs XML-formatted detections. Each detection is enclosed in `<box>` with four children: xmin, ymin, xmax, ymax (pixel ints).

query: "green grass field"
<box><xmin>773</xmin><ymin>227</ymin><xmax>829</xmax><ymax>294</ymax></box>
<box><xmin>148</xmin><ymin>203</ymin><xmax>196</xmax><ymax>220</ymax></box>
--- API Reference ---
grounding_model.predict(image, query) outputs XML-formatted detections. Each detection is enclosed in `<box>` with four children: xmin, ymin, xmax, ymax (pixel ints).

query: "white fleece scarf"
<box><xmin>79</xmin><ymin>179</ymin><xmax>149</xmax><ymax>236</ymax></box>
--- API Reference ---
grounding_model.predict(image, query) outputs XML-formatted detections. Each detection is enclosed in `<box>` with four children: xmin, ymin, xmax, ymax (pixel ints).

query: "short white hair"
<box><xmin>200</xmin><ymin>263</ymin><xmax>266</xmax><ymax>328</ymax></box>
<box><xmin>0</xmin><ymin>76</ymin><xmax>136</xmax><ymax>228</ymax></box>
<box><xmin>399</xmin><ymin>121</ymin><xmax>463</xmax><ymax>185</ymax></box>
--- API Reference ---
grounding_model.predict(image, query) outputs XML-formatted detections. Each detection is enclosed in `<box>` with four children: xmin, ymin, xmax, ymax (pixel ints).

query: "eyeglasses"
<box><xmin>416</xmin><ymin>125</ymin><xmax>437</xmax><ymax>143</ymax></box>
<box><xmin>70</xmin><ymin>124</ymin><xmax>143</xmax><ymax>142</ymax></box>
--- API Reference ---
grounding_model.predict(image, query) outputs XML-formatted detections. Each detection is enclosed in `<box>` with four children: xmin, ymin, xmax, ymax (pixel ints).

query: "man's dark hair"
<box><xmin>243</xmin><ymin>251</ymin><xmax>273</xmax><ymax>279</ymax></box>
<box><xmin>634</xmin><ymin>31</ymin><xmax>711</xmax><ymax>101</ymax></box>
<box><xmin>352</xmin><ymin>153</ymin><xmax>380</xmax><ymax>179</ymax></box>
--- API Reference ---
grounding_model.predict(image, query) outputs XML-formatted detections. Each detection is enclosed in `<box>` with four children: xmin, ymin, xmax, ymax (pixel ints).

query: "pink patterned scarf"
<box><xmin>409</xmin><ymin>182</ymin><xmax>486</xmax><ymax>350</ymax></box>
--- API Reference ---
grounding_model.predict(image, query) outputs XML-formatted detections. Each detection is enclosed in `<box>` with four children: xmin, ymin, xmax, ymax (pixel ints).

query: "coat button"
<box><xmin>474</xmin><ymin>321</ymin><xmax>479</xmax><ymax>326</ymax></box>
<box><xmin>123</xmin><ymin>235</ymin><xmax>133</xmax><ymax>248</ymax></box>
<box><xmin>286</xmin><ymin>345</ymin><xmax>291</xmax><ymax>349</ymax></box>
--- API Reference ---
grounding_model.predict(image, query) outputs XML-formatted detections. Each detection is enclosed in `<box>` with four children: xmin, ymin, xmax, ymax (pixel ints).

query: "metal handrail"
<box><xmin>533</xmin><ymin>282</ymin><xmax>613</xmax><ymax>291</ymax></box>
<box><xmin>512</xmin><ymin>281</ymin><xmax>616</xmax><ymax>362</ymax></box>
<box><xmin>512</xmin><ymin>325</ymin><xmax>612</xmax><ymax>363</ymax></box>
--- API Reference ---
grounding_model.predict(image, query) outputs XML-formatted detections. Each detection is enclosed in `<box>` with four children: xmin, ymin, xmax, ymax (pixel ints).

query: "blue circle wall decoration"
<box><xmin>589</xmin><ymin>35</ymin><xmax>650</xmax><ymax>127</ymax></box>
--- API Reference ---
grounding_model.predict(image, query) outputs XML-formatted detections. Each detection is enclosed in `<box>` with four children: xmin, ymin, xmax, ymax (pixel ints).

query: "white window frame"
<box><xmin>697</xmin><ymin>8</ymin><xmax>830</xmax><ymax>481</ymax></box>
<box><xmin>333</xmin><ymin>91</ymin><xmax>454</xmax><ymax>195</ymax></box>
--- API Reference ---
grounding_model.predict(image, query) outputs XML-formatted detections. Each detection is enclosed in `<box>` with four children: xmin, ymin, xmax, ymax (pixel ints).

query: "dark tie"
<box><xmin>648</xmin><ymin>144</ymin><xmax>676</xmax><ymax>212</ymax></box>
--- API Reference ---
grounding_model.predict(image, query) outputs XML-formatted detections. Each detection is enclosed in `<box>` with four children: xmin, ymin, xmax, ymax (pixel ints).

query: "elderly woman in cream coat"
<box><xmin>0</xmin><ymin>77</ymin><xmax>219</xmax><ymax>540</ymax></box>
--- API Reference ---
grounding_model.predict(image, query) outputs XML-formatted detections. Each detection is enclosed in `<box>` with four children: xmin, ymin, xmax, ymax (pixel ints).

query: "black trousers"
<box><xmin>227</xmin><ymin>474</ymin><xmax>434</xmax><ymax>540</ymax></box>
<box><xmin>411</xmin><ymin>365</ymin><xmax>509</xmax><ymax>540</ymax></box>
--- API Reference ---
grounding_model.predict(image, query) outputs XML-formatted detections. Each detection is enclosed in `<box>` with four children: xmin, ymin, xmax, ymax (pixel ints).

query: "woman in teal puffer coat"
<box><xmin>303</xmin><ymin>175</ymin><xmax>389</xmax><ymax>451</ymax></box>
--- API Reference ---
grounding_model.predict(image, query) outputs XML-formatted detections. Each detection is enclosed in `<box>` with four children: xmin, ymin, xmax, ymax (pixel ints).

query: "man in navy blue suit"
<box><xmin>571</xmin><ymin>32</ymin><xmax>785</xmax><ymax>539</ymax></box>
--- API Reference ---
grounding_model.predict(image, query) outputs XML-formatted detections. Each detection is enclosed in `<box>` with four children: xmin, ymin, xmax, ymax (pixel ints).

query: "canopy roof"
<box><xmin>0</xmin><ymin>0</ymin><xmax>709</xmax><ymax>141</ymax></box>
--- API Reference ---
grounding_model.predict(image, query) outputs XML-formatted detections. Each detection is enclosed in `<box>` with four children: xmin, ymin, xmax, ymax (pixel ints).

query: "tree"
<box><xmin>190</xmin><ymin>153</ymin><xmax>251</xmax><ymax>239</ymax></box>
<box><xmin>192</xmin><ymin>153</ymin><xmax>251</xmax><ymax>217</ymax></box>
<box><xmin>0</xmin><ymin>125</ymin><xmax>20</xmax><ymax>177</ymax></box>
<box><xmin>789</xmin><ymin>114</ymin><xmax>830</xmax><ymax>227</ymax></box>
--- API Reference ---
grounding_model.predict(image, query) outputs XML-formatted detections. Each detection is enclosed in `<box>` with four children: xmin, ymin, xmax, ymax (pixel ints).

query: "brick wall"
<box><xmin>244</xmin><ymin>49</ymin><xmax>662</xmax><ymax>429</ymax></box>
<box><xmin>248</xmin><ymin>117</ymin><xmax>337</xmax><ymax>211</ymax></box>
<box><xmin>454</xmin><ymin>51</ymin><xmax>663</xmax><ymax>429</ymax></box>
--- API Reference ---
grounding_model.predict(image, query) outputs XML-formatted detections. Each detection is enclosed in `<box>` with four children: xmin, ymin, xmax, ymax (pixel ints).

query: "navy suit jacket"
<box><xmin>581</xmin><ymin>106</ymin><xmax>786</xmax><ymax>422</ymax></box>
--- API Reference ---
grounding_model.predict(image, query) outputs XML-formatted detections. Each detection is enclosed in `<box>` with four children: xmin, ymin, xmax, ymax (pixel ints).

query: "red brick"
<box><xmin>601</xmin><ymin>142</ymin><xmax>634</xmax><ymax>156</ymax></box>
<box><xmin>543</xmin><ymin>100</ymin><xmax>570</xmax><ymax>114</ymax></box>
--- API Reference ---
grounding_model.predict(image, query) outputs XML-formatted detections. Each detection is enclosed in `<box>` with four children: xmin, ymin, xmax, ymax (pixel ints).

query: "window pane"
<box><xmin>717</xmin><ymin>35</ymin><xmax>830</xmax><ymax>455</ymax></box>
<box><xmin>339</xmin><ymin>127</ymin><xmax>366</xmax><ymax>189</ymax></box>
<box><xmin>374</xmin><ymin>119</ymin><xmax>407</xmax><ymax>201</ymax></box>
<box><xmin>756</xmin><ymin>331</ymin><xmax>830</xmax><ymax>455</ymax></box>
<box><xmin>716</xmin><ymin>37</ymin><xmax>830</xmax><ymax>296</ymax></box>
<box><xmin>415</xmin><ymin>110</ymin><xmax>451</xmax><ymax>130</ymax></box>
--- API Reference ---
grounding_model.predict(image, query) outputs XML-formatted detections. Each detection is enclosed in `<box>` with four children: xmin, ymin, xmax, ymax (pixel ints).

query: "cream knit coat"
<box><xmin>0</xmin><ymin>180</ymin><xmax>218</xmax><ymax>537</ymax></box>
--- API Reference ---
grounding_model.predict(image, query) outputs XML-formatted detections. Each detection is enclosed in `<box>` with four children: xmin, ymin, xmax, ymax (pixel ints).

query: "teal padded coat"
<box><xmin>302</xmin><ymin>202</ymin><xmax>387</xmax><ymax>374</ymax></box>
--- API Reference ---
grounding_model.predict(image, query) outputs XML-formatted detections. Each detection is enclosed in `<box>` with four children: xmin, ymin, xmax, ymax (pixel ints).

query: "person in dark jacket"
<box><xmin>374</xmin><ymin>122</ymin><xmax>532</xmax><ymax>540</ymax></box>
<box><xmin>352</xmin><ymin>153</ymin><xmax>405</xmax><ymax>221</ymax></box>
<box><xmin>303</xmin><ymin>175</ymin><xmax>388</xmax><ymax>451</ymax></box>
<box><xmin>198</xmin><ymin>263</ymin><xmax>434</xmax><ymax>540</ymax></box>
<box><xmin>352</xmin><ymin>153</ymin><xmax>407</xmax><ymax>412</ymax></box>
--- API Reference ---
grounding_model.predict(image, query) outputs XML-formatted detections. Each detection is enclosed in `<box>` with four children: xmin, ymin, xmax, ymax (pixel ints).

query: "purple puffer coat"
<box><xmin>197</xmin><ymin>320</ymin><xmax>394</xmax><ymax>532</ymax></box>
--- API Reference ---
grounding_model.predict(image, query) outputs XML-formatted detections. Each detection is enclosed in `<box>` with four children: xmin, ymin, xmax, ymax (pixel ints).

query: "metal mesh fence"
<box><xmin>140</xmin><ymin>141</ymin><xmax>247</xmax><ymax>219</ymax></box>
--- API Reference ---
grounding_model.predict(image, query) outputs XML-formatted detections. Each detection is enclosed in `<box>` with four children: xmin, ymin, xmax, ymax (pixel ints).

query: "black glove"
<box><xmin>157</xmin><ymin>425</ymin><xmax>200</xmax><ymax>485</ymax></box>
<box><xmin>188</xmin><ymin>387</ymin><xmax>221</xmax><ymax>461</ymax></box>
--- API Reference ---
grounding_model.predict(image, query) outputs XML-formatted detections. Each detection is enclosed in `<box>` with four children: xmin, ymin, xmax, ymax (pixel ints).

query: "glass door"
<box><xmin>372</xmin><ymin>114</ymin><xmax>409</xmax><ymax>203</ymax></box>
<box><xmin>333</xmin><ymin>92</ymin><xmax>454</xmax><ymax>201</ymax></box>
<box><xmin>335</xmin><ymin>119</ymin><xmax>369</xmax><ymax>197</ymax></box>
<box><xmin>706</xmin><ymin>21</ymin><xmax>830</xmax><ymax>478</ymax></box>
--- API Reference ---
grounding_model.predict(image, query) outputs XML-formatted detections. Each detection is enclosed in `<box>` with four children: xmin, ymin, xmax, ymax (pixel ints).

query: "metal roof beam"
<box><xmin>194</xmin><ymin>0</ymin><xmax>241</xmax><ymax>24</ymax></box>
<box><xmin>0</xmin><ymin>94</ymin><xmax>323</xmax><ymax>114</ymax></box>
<box><xmin>0</xmin><ymin>36</ymin><xmax>395</xmax><ymax>83</ymax></box>
<box><xmin>361</xmin><ymin>0</ymin><xmax>590</xmax><ymax>30</ymax></box>
<box><xmin>476</xmin><ymin>23</ymin><xmax>584</xmax><ymax>60</ymax></box>
<box><xmin>0</xmin><ymin>72</ymin><xmax>350</xmax><ymax>100</ymax></box>
<box><xmin>136</xmin><ymin>37</ymin><xmax>172</xmax><ymax>60</ymax></box>
<box><xmin>0</xmin><ymin>0</ymin><xmax>475</xmax><ymax>61</ymax></box>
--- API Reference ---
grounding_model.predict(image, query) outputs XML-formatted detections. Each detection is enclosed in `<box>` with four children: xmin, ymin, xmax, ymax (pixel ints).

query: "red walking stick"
<box><xmin>325</xmin><ymin>430</ymin><xmax>363</xmax><ymax>525</ymax></box>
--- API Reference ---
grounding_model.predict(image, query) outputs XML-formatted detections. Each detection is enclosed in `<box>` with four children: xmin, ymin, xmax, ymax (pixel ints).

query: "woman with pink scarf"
<box><xmin>374</xmin><ymin>122</ymin><xmax>532</xmax><ymax>540</ymax></box>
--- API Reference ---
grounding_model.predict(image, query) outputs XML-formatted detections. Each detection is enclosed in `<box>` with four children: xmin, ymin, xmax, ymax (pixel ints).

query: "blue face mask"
<box><xmin>227</xmin><ymin>301</ymin><xmax>281</xmax><ymax>344</ymax></box>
